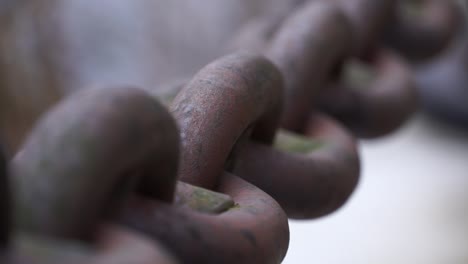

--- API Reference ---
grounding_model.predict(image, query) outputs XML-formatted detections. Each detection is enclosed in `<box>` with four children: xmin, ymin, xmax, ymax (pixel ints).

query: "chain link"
<box><xmin>0</xmin><ymin>0</ymin><xmax>461</xmax><ymax>263</ymax></box>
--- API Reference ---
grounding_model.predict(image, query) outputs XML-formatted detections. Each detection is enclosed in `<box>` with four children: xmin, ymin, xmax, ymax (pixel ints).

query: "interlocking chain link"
<box><xmin>0</xmin><ymin>0</ymin><xmax>461</xmax><ymax>263</ymax></box>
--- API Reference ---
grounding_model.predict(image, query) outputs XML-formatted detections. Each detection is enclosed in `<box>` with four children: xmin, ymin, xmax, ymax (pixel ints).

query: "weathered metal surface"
<box><xmin>336</xmin><ymin>0</ymin><xmax>395</xmax><ymax>59</ymax></box>
<box><xmin>7</xmin><ymin>86</ymin><xmax>180</xmax><ymax>263</ymax></box>
<box><xmin>7</xmin><ymin>227</ymin><xmax>179</xmax><ymax>264</ymax></box>
<box><xmin>116</xmin><ymin>53</ymin><xmax>290</xmax><ymax>264</ymax></box>
<box><xmin>319</xmin><ymin>50</ymin><xmax>418</xmax><ymax>138</ymax></box>
<box><xmin>170</xmin><ymin>52</ymin><xmax>283</xmax><ymax>189</ymax></box>
<box><xmin>233</xmin><ymin>1</ymin><xmax>353</xmax><ymax>132</ymax></box>
<box><xmin>0</xmin><ymin>0</ymin><xmax>458</xmax><ymax>262</ymax></box>
<box><xmin>235</xmin><ymin>114</ymin><xmax>360</xmax><ymax>219</ymax></box>
<box><xmin>266</xmin><ymin>1</ymin><xmax>353</xmax><ymax>132</ymax></box>
<box><xmin>121</xmin><ymin>172</ymin><xmax>289</xmax><ymax>264</ymax></box>
<box><xmin>11</xmin><ymin>86</ymin><xmax>179</xmax><ymax>239</ymax></box>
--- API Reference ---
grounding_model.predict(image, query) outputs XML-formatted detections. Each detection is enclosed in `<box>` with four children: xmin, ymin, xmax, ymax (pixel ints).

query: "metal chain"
<box><xmin>0</xmin><ymin>0</ymin><xmax>461</xmax><ymax>263</ymax></box>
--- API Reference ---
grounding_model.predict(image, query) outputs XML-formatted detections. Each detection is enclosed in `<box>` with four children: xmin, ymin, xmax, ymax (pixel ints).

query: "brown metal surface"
<box><xmin>12</xmin><ymin>86</ymin><xmax>179</xmax><ymax>240</ymax></box>
<box><xmin>319</xmin><ymin>50</ymin><xmax>418</xmax><ymax>138</ymax></box>
<box><xmin>121</xmin><ymin>172</ymin><xmax>289</xmax><ymax>264</ymax></box>
<box><xmin>1</xmin><ymin>0</ymin><xmax>455</xmax><ymax>261</ymax></box>
<box><xmin>266</xmin><ymin>1</ymin><xmax>353</xmax><ymax>132</ymax></box>
<box><xmin>336</xmin><ymin>0</ymin><xmax>395</xmax><ymax>59</ymax></box>
<box><xmin>384</xmin><ymin>0</ymin><xmax>462</xmax><ymax>61</ymax></box>
<box><xmin>170</xmin><ymin>52</ymin><xmax>283</xmax><ymax>189</ymax></box>
<box><xmin>235</xmin><ymin>114</ymin><xmax>360</xmax><ymax>219</ymax></box>
<box><xmin>7</xmin><ymin>86</ymin><xmax>180</xmax><ymax>264</ymax></box>
<box><xmin>9</xmin><ymin>227</ymin><xmax>179</xmax><ymax>264</ymax></box>
<box><xmin>232</xmin><ymin>1</ymin><xmax>353</xmax><ymax>132</ymax></box>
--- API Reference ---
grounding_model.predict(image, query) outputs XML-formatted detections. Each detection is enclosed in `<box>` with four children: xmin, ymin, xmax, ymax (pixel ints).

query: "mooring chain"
<box><xmin>231</xmin><ymin>0</ymin><xmax>459</xmax><ymax>138</ymax></box>
<box><xmin>1</xmin><ymin>0</ymin><xmax>461</xmax><ymax>263</ymax></box>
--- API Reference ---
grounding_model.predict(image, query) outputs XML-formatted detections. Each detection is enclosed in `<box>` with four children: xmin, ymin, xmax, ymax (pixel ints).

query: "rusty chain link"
<box><xmin>0</xmin><ymin>0</ymin><xmax>461</xmax><ymax>263</ymax></box>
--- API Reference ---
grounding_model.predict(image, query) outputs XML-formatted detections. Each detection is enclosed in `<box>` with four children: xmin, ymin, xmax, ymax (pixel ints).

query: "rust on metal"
<box><xmin>234</xmin><ymin>114</ymin><xmax>360</xmax><ymax>219</ymax></box>
<box><xmin>267</xmin><ymin>1</ymin><xmax>353</xmax><ymax>132</ymax></box>
<box><xmin>0</xmin><ymin>0</ymin><xmax>455</xmax><ymax>261</ymax></box>
<box><xmin>9</xmin><ymin>86</ymin><xmax>180</xmax><ymax>263</ymax></box>
<box><xmin>11</xmin><ymin>86</ymin><xmax>179</xmax><ymax>240</ymax></box>
<box><xmin>121</xmin><ymin>172</ymin><xmax>289</xmax><ymax>264</ymax></box>
<box><xmin>233</xmin><ymin>1</ymin><xmax>353</xmax><ymax>132</ymax></box>
<box><xmin>170</xmin><ymin>52</ymin><xmax>283</xmax><ymax>189</ymax></box>
<box><xmin>115</xmin><ymin>53</ymin><xmax>290</xmax><ymax>263</ymax></box>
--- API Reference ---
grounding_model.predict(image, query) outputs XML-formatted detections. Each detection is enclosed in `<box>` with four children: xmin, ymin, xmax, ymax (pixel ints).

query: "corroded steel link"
<box><xmin>151</xmin><ymin>75</ymin><xmax>359</xmax><ymax>219</ymax></box>
<box><xmin>319</xmin><ymin>50</ymin><xmax>418</xmax><ymax>138</ymax></box>
<box><xmin>114</xmin><ymin>52</ymin><xmax>292</xmax><ymax>263</ymax></box>
<box><xmin>228</xmin><ymin>2</ymin><xmax>358</xmax><ymax>217</ymax></box>
<box><xmin>234</xmin><ymin>114</ymin><xmax>359</xmax><ymax>219</ymax></box>
<box><xmin>91</xmin><ymin>226</ymin><xmax>178</xmax><ymax>264</ymax></box>
<box><xmin>384</xmin><ymin>0</ymin><xmax>462</xmax><ymax>61</ymax></box>
<box><xmin>336</xmin><ymin>0</ymin><xmax>460</xmax><ymax>61</ymax></box>
<box><xmin>304</xmin><ymin>0</ymin><xmax>419</xmax><ymax>137</ymax></box>
<box><xmin>170</xmin><ymin>52</ymin><xmax>283</xmax><ymax>189</ymax></box>
<box><xmin>9</xmin><ymin>86</ymin><xmax>180</xmax><ymax>263</ymax></box>
<box><xmin>11</xmin><ymin>86</ymin><xmax>179</xmax><ymax>239</ymax></box>
<box><xmin>231</xmin><ymin>0</ymin><xmax>416</xmax><ymax>138</ymax></box>
<box><xmin>232</xmin><ymin>1</ymin><xmax>353</xmax><ymax>132</ymax></box>
<box><xmin>265</xmin><ymin>1</ymin><xmax>353</xmax><ymax>132</ymax></box>
<box><xmin>161</xmin><ymin>4</ymin><xmax>360</xmax><ymax>219</ymax></box>
<box><xmin>0</xmin><ymin>0</ymin><xmax>456</xmax><ymax>262</ymax></box>
<box><xmin>121</xmin><ymin>172</ymin><xmax>289</xmax><ymax>264</ymax></box>
<box><xmin>335</xmin><ymin>0</ymin><xmax>395</xmax><ymax>59</ymax></box>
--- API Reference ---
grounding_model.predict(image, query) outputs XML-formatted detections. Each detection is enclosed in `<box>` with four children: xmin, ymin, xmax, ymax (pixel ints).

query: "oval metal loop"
<box><xmin>336</xmin><ymin>0</ymin><xmax>395</xmax><ymax>59</ymax></box>
<box><xmin>266</xmin><ymin>1</ymin><xmax>353</xmax><ymax>132</ymax></box>
<box><xmin>319</xmin><ymin>50</ymin><xmax>418</xmax><ymax>138</ymax></box>
<box><xmin>232</xmin><ymin>1</ymin><xmax>353</xmax><ymax>132</ymax></box>
<box><xmin>384</xmin><ymin>0</ymin><xmax>462</xmax><ymax>61</ymax></box>
<box><xmin>121</xmin><ymin>52</ymin><xmax>292</xmax><ymax>263</ymax></box>
<box><xmin>11</xmin><ymin>86</ymin><xmax>179</xmax><ymax>240</ymax></box>
<box><xmin>228</xmin><ymin>1</ymin><xmax>361</xmax><ymax>218</ymax></box>
<box><xmin>337</xmin><ymin>0</ymin><xmax>459</xmax><ymax>61</ymax></box>
<box><xmin>170</xmin><ymin>52</ymin><xmax>283</xmax><ymax>189</ymax></box>
<box><xmin>121</xmin><ymin>172</ymin><xmax>289</xmax><ymax>264</ymax></box>
<box><xmin>234</xmin><ymin>113</ymin><xmax>360</xmax><ymax>219</ymax></box>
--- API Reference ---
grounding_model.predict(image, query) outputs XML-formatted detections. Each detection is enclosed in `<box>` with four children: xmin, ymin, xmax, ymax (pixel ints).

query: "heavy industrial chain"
<box><xmin>0</xmin><ymin>0</ymin><xmax>461</xmax><ymax>263</ymax></box>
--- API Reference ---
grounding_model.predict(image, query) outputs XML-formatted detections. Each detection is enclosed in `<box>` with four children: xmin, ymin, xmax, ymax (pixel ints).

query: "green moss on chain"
<box><xmin>175</xmin><ymin>182</ymin><xmax>235</xmax><ymax>214</ymax></box>
<box><xmin>274</xmin><ymin>130</ymin><xmax>323</xmax><ymax>153</ymax></box>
